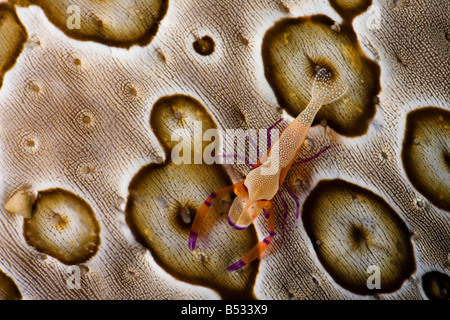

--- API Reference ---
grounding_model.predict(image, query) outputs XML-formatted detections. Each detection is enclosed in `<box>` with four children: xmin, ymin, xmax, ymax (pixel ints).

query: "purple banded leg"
<box><xmin>267</xmin><ymin>118</ymin><xmax>284</xmax><ymax>150</ymax></box>
<box><xmin>285</xmin><ymin>186</ymin><xmax>300</xmax><ymax>220</ymax></box>
<box><xmin>276</xmin><ymin>189</ymin><xmax>288</xmax><ymax>220</ymax></box>
<box><xmin>227</xmin><ymin>206</ymin><xmax>275</xmax><ymax>271</ymax></box>
<box><xmin>189</xmin><ymin>183</ymin><xmax>243</xmax><ymax>250</ymax></box>
<box><xmin>227</xmin><ymin>215</ymin><xmax>248</xmax><ymax>230</ymax></box>
<box><xmin>292</xmin><ymin>145</ymin><xmax>332</xmax><ymax>166</ymax></box>
<box><xmin>248</xmin><ymin>118</ymin><xmax>283</xmax><ymax>158</ymax></box>
<box><xmin>262</xmin><ymin>208</ymin><xmax>269</xmax><ymax>219</ymax></box>
<box><xmin>227</xmin><ymin>260</ymin><xmax>246</xmax><ymax>271</ymax></box>
<box><xmin>247</xmin><ymin>132</ymin><xmax>259</xmax><ymax>158</ymax></box>
<box><xmin>276</xmin><ymin>189</ymin><xmax>290</xmax><ymax>231</ymax></box>
<box><xmin>228</xmin><ymin>215</ymin><xmax>237</xmax><ymax>226</ymax></box>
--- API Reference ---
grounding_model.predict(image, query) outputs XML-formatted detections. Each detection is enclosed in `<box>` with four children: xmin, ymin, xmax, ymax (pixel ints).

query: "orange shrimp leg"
<box><xmin>227</xmin><ymin>203</ymin><xmax>276</xmax><ymax>271</ymax></box>
<box><xmin>188</xmin><ymin>181</ymin><xmax>245</xmax><ymax>250</ymax></box>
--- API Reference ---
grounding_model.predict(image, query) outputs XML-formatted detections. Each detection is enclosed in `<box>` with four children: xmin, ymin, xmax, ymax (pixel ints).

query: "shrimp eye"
<box><xmin>261</xmin><ymin>201</ymin><xmax>272</xmax><ymax>209</ymax></box>
<box><xmin>233</xmin><ymin>183</ymin><xmax>247</xmax><ymax>197</ymax></box>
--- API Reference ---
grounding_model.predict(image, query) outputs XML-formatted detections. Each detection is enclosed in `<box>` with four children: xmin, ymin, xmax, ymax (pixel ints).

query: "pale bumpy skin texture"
<box><xmin>0</xmin><ymin>0</ymin><xmax>448</xmax><ymax>299</ymax></box>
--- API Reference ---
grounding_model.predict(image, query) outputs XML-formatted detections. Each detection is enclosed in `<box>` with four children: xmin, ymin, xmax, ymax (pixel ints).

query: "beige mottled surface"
<box><xmin>0</xmin><ymin>0</ymin><xmax>448</xmax><ymax>299</ymax></box>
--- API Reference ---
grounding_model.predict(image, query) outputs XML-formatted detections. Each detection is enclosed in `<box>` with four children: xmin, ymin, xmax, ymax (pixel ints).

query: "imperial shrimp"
<box><xmin>188</xmin><ymin>67</ymin><xmax>347</xmax><ymax>270</ymax></box>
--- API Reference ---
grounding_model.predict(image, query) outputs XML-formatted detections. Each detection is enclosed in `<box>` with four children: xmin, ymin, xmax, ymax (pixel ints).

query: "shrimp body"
<box><xmin>229</xmin><ymin>69</ymin><xmax>345</xmax><ymax>230</ymax></box>
<box><xmin>245</xmin><ymin>120</ymin><xmax>307</xmax><ymax>199</ymax></box>
<box><xmin>228</xmin><ymin>108</ymin><xmax>317</xmax><ymax>229</ymax></box>
<box><xmin>189</xmin><ymin>68</ymin><xmax>347</xmax><ymax>270</ymax></box>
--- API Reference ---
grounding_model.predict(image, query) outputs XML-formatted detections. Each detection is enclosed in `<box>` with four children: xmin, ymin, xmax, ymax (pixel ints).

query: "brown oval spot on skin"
<box><xmin>0</xmin><ymin>270</ymin><xmax>21</xmax><ymax>300</ymax></box>
<box><xmin>150</xmin><ymin>94</ymin><xmax>217</xmax><ymax>156</ymax></box>
<box><xmin>262</xmin><ymin>15</ymin><xmax>380</xmax><ymax>136</ymax></box>
<box><xmin>0</xmin><ymin>4</ymin><xmax>27</xmax><ymax>89</ymax></box>
<box><xmin>126</xmin><ymin>95</ymin><xmax>258</xmax><ymax>299</ymax></box>
<box><xmin>193</xmin><ymin>36</ymin><xmax>215</xmax><ymax>56</ymax></box>
<box><xmin>25</xmin><ymin>0</ymin><xmax>168</xmax><ymax>48</ymax></box>
<box><xmin>302</xmin><ymin>179</ymin><xmax>415</xmax><ymax>295</ymax></box>
<box><xmin>329</xmin><ymin>0</ymin><xmax>373</xmax><ymax>21</ymax></box>
<box><xmin>23</xmin><ymin>189</ymin><xmax>101</xmax><ymax>265</ymax></box>
<box><xmin>126</xmin><ymin>162</ymin><xmax>259</xmax><ymax>299</ymax></box>
<box><xmin>402</xmin><ymin>107</ymin><xmax>450</xmax><ymax>211</ymax></box>
<box><xmin>422</xmin><ymin>271</ymin><xmax>450</xmax><ymax>300</ymax></box>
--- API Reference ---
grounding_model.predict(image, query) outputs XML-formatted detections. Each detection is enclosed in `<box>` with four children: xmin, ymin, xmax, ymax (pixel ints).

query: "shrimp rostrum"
<box><xmin>188</xmin><ymin>68</ymin><xmax>347</xmax><ymax>271</ymax></box>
